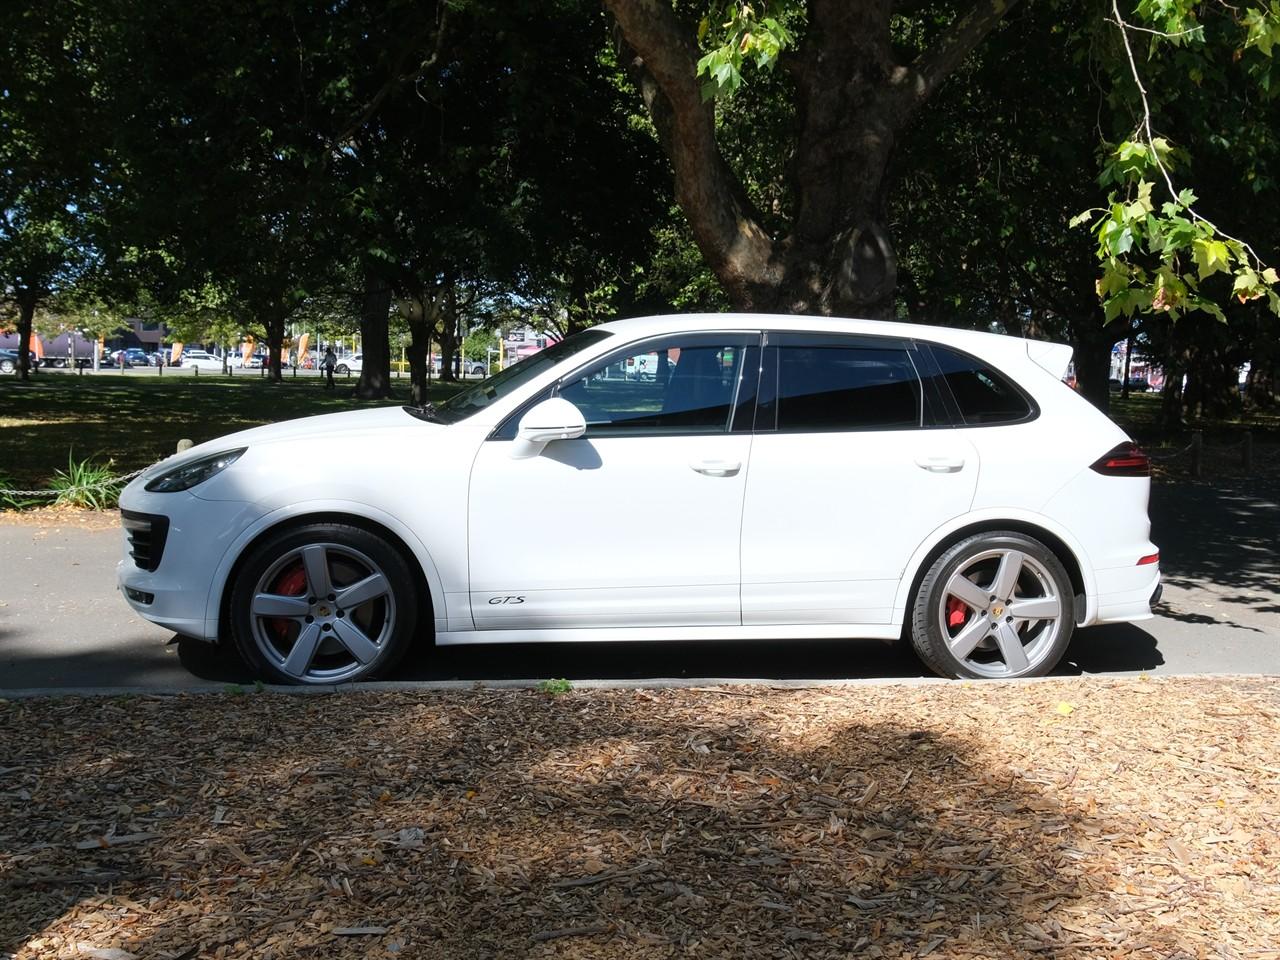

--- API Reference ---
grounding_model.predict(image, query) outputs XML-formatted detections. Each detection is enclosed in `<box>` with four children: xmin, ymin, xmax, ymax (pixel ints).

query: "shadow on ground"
<box><xmin>1150</xmin><ymin>477</ymin><xmax>1280</xmax><ymax>606</ymax></box>
<box><xmin>175</xmin><ymin>621</ymin><xmax>1164</xmax><ymax>684</ymax></box>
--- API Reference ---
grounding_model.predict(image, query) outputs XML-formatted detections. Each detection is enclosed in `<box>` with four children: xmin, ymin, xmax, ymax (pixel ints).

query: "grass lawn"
<box><xmin>0</xmin><ymin>372</ymin><xmax>461</xmax><ymax>488</ymax></box>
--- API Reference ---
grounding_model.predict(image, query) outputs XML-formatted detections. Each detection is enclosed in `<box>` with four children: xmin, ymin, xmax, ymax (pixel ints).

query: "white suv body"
<box><xmin>118</xmin><ymin>314</ymin><xmax>1159</xmax><ymax>683</ymax></box>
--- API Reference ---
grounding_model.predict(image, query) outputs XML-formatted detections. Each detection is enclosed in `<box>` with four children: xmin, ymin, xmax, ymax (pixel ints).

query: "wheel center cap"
<box><xmin>991</xmin><ymin>603</ymin><xmax>1005</xmax><ymax>618</ymax></box>
<box><xmin>317</xmin><ymin>604</ymin><xmax>331</xmax><ymax>617</ymax></box>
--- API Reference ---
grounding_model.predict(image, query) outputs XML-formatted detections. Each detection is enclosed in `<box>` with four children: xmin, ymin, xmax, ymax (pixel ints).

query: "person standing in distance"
<box><xmin>323</xmin><ymin>346</ymin><xmax>336</xmax><ymax>389</ymax></box>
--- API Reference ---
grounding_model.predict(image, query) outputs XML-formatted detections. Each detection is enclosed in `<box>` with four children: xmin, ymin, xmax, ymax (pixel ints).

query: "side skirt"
<box><xmin>434</xmin><ymin>623</ymin><xmax>903</xmax><ymax>646</ymax></box>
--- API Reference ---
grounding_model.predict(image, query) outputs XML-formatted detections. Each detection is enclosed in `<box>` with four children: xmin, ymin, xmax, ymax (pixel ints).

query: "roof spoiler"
<box><xmin>1025</xmin><ymin>340</ymin><xmax>1073</xmax><ymax>381</ymax></box>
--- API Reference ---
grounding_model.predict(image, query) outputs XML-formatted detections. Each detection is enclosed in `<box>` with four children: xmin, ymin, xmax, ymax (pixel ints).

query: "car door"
<box><xmin>740</xmin><ymin>332</ymin><xmax>979</xmax><ymax>625</ymax></box>
<box><xmin>467</xmin><ymin>332</ymin><xmax>760</xmax><ymax>631</ymax></box>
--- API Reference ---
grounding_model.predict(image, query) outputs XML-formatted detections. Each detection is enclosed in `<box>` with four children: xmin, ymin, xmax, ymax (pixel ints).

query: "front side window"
<box><xmin>556</xmin><ymin>335</ymin><xmax>753</xmax><ymax>436</ymax></box>
<box><xmin>927</xmin><ymin>345</ymin><xmax>1033</xmax><ymax>425</ymax></box>
<box><xmin>769</xmin><ymin>343</ymin><xmax>922</xmax><ymax>432</ymax></box>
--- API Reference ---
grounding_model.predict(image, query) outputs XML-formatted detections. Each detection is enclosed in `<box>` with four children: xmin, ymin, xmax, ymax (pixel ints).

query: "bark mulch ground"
<box><xmin>2</xmin><ymin>677</ymin><xmax>1278</xmax><ymax>960</ymax></box>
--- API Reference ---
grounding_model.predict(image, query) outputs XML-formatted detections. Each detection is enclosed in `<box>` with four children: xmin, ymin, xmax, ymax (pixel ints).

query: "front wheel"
<box><xmin>229</xmin><ymin>523</ymin><xmax>418</xmax><ymax>684</ymax></box>
<box><xmin>335</xmin><ymin>363</ymin><xmax>349</xmax><ymax>375</ymax></box>
<box><xmin>909</xmin><ymin>531</ymin><xmax>1074</xmax><ymax>679</ymax></box>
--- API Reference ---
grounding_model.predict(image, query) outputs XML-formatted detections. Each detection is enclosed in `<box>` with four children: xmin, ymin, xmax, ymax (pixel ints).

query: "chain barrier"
<box><xmin>0</xmin><ymin>466</ymin><xmax>150</xmax><ymax>500</ymax></box>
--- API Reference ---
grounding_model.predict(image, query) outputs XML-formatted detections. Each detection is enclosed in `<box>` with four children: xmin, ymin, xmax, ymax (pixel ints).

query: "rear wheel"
<box><xmin>229</xmin><ymin>523</ymin><xmax>418</xmax><ymax>684</ymax></box>
<box><xmin>335</xmin><ymin>363</ymin><xmax>349</xmax><ymax>375</ymax></box>
<box><xmin>910</xmin><ymin>531</ymin><xmax>1074</xmax><ymax>679</ymax></box>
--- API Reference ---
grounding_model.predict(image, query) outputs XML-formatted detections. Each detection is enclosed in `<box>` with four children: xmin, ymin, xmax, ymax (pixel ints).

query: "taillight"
<box><xmin>1090</xmin><ymin>441</ymin><xmax>1150</xmax><ymax>477</ymax></box>
<box><xmin>1137</xmin><ymin>552</ymin><xmax>1159</xmax><ymax>565</ymax></box>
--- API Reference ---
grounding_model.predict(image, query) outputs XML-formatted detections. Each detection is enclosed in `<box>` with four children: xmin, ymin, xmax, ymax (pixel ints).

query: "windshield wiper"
<box><xmin>403</xmin><ymin>401</ymin><xmax>445</xmax><ymax>423</ymax></box>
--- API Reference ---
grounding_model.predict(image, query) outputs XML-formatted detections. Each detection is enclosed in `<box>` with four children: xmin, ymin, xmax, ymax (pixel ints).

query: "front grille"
<box><xmin>121</xmin><ymin>510</ymin><xmax>170</xmax><ymax>572</ymax></box>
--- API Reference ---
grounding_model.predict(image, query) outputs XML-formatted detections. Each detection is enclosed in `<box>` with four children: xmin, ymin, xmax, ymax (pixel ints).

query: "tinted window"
<box><xmin>432</xmin><ymin>328</ymin><xmax>611</xmax><ymax>423</ymax></box>
<box><xmin>929</xmin><ymin>345</ymin><xmax>1032</xmax><ymax>424</ymax></box>
<box><xmin>774</xmin><ymin>346</ymin><xmax>921</xmax><ymax>431</ymax></box>
<box><xmin>558</xmin><ymin>338</ymin><xmax>749</xmax><ymax>436</ymax></box>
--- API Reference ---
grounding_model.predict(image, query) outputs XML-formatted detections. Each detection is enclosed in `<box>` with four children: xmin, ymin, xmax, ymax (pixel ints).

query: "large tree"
<box><xmin>0</xmin><ymin>4</ymin><xmax>95</xmax><ymax>380</ymax></box>
<box><xmin>604</xmin><ymin>0</ymin><xmax>1022</xmax><ymax>318</ymax></box>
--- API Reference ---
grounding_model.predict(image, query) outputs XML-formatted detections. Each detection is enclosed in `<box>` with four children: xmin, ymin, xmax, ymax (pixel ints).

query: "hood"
<box><xmin>141</xmin><ymin>406</ymin><xmax>435</xmax><ymax>479</ymax></box>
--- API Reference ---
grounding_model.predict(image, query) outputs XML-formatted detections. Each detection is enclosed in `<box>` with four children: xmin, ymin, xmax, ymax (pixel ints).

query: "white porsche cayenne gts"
<box><xmin>118</xmin><ymin>314</ymin><xmax>1160</xmax><ymax>684</ymax></box>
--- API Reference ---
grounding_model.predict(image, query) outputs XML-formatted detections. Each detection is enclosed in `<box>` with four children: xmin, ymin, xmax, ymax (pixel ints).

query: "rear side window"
<box><xmin>928</xmin><ymin>345</ymin><xmax>1033</xmax><ymax>425</ymax></box>
<box><xmin>773</xmin><ymin>345</ymin><xmax>922</xmax><ymax>431</ymax></box>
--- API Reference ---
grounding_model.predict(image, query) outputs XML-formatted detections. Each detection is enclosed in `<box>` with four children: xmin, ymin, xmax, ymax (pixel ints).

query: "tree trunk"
<box><xmin>397</xmin><ymin>293</ymin><xmax>440</xmax><ymax>406</ymax></box>
<box><xmin>265</xmin><ymin>318</ymin><xmax>285</xmax><ymax>383</ymax></box>
<box><xmin>606</xmin><ymin>0</ymin><xmax>1020</xmax><ymax>318</ymax></box>
<box><xmin>1070</xmin><ymin>322</ymin><xmax>1118</xmax><ymax>412</ymax></box>
<box><xmin>437</xmin><ymin>281</ymin><xmax>459</xmax><ymax>383</ymax></box>
<box><xmin>15</xmin><ymin>294</ymin><xmax>37</xmax><ymax>382</ymax></box>
<box><xmin>355</xmin><ymin>270</ymin><xmax>393</xmax><ymax>400</ymax></box>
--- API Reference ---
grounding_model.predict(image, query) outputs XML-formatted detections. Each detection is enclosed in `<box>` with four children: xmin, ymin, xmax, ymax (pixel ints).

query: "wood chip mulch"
<box><xmin>2</xmin><ymin>677</ymin><xmax>1278</xmax><ymax>959</ymax></box>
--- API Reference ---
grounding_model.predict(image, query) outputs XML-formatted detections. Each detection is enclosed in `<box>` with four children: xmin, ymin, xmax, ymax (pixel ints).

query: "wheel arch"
<box><xmin>207</xmin><ymin>504</ymin><xmax>444</xmax><ymax>644</ymax></box>
<box><xmin>892</xmin><ymin>513</ymin><xmax>1096</xmax><ymax>630</ymax></box>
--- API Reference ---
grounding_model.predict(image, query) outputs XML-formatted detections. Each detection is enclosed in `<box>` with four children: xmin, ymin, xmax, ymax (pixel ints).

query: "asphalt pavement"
<box><xmin>1</xmin><ymin>478</ymin><xmax>1276</xmax><ymax>691</ymax></box>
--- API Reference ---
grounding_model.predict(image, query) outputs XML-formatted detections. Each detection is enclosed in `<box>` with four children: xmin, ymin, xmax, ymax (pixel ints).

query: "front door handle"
<box><xmin>691</xmin><ymin>459</ymin><xmax>741</xmax><ymax>477</ymax></box>
<box><xmin>915</xmin><ymin>456</ymin><xmax>965</xmax><ymax>474</ymax></box>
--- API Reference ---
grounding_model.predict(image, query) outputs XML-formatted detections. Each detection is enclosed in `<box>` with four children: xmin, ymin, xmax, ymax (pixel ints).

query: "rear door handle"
<box><xmin>915</xmin><ymin>456</ymin><xmax>965</xmax><ymax>473</ymax></box>
<box><xmin>691</xmin><ymin>459</ymin><xmax>741</xmax><ymax>477</ymax></box>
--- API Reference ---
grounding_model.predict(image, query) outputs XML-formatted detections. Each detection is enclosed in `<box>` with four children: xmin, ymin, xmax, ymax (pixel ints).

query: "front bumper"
<box><xmin>116</xmin><ymin>487</ymin><xmax>263</xmax><ymax>641</ymax></box>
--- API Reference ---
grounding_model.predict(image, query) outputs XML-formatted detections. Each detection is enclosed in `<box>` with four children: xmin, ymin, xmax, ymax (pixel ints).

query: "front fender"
<box><xmin>200</xmin><ymin>498</ymin><xmax>449</xmax><ymax>641</ymax></box>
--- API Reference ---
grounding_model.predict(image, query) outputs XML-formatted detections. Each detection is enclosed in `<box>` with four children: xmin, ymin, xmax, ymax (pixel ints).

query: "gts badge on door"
<box><xmin>488</xmin><ymin>596</ymin><xmax>526</xmax><ymax>605</ymax></box>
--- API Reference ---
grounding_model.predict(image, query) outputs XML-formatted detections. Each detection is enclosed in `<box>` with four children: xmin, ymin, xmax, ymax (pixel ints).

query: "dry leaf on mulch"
<box><xmin>2</xmin><ymin>677</ymin><xmax>1278</xmax><ymax>959</ymax></box>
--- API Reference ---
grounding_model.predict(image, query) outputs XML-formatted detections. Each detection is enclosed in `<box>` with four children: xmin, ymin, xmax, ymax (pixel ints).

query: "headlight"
<box><xmin>144</xmin><ymin>448</ymin><xmax>246</xmax><ymax>492</ymax></box>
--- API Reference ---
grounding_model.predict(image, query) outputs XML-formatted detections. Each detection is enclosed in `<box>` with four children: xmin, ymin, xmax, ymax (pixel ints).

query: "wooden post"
<box><xmin>1242</xmin><ymin>431</ymin><xmax>1253</xmax><ymax>474</ymax></box>
<box><xmin>1190</xmin><ymin>430</ymin><xmax>1202</xmax><ymax>479</ymax></box>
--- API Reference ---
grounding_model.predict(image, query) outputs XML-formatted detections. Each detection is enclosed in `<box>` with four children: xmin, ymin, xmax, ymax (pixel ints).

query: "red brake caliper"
<box><xmin>946</xmin><ymin>596</ymin><xmax>969</xmax><ymax>630</ymax></box>
<box><xmin>267</xmin><ymin>563</ymin><xmax>308</xmax><ymax>639</ymax></box>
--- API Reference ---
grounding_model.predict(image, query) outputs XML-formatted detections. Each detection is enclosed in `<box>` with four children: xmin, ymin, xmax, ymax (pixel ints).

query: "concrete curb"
<box><xmin>0</xmin><ymin>672</ymin><xmax>1264</xmax><ymax>700</ymax></box>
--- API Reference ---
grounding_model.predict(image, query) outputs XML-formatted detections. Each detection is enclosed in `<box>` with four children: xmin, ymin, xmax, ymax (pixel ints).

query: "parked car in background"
<box><xmin>0</xmin><ymin>349</ymin><xmax>39</xmax><ymax>374</ymax></box>
<box><xmin>110</xmin><ymin>347</ymin><xmax>151</xmax><ymax>368</ymax></box>
<box><xmin>1125</xmin><ymin>377</ymin><xmax>1151</xmax><ymax>393</ymax></box>
<box><xmin>179</xmin><ymin>349</ymin><xmax>225</xmax><ymax>371</ymax></box>
<box><xmin>431</xmin><ymin>356</ymin><xmax>487</xmax><ymax>376</ymax></box>
<box><xmin>119</xmin><ymin>312</ymin><xmax>1160</xmax><ymax>686</ymax></box>
<box><xmin>334</xmin><ymin>353</ymin><xmax>362</xmax><ymax>375</ymax></box>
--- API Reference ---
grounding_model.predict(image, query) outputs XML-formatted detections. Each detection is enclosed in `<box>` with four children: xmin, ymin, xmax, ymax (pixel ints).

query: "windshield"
<box><xmin>429</xmin><ymin>328</ymin><xmax>613</xmax><ymax>423</ymax></box>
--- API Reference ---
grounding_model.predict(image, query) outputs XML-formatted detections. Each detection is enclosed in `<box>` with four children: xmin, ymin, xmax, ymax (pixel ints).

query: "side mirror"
<box><xmin>511</xmin><ymin>397</ymin><xmax>587</xmax><ymax>459</ymax></box>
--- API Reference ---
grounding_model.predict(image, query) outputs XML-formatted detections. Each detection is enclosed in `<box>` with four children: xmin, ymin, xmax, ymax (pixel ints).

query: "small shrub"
<box><xmin>538</xmin><ymin>678</ymin><xmax>573</xmax><ymax>696</ymax></box>
<box><xmin>49</xmin><ymin>454</ymin><xmax>124</xmax><ymax>510</ymax></box>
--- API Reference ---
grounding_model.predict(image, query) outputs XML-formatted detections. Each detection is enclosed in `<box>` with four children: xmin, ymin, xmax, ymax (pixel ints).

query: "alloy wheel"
<box><xmin>248</xmin><ymin>542</ymin><xmax>397</xmax><ymax>683</ymax></box>
<box><xmin>936</xmin><ymin>548</ymin><xmax>1063</xmax><ymax>678</ymax></box>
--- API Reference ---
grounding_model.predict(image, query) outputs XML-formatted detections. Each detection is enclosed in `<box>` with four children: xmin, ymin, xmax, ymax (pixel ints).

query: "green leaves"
<box><xmin>1082</xmin><ymin>3</ymin><xmax>1280</xmax><ymax>326</ymax></box>
<box><xmin>1074</xmin><ymin>159</ymin><xmax>1278</xmax><ymax>324</ymax></box>
<box><xmin>695</xmin><ymin>2</ymin><xmax>799</xmax><ymax>101</ymax></box>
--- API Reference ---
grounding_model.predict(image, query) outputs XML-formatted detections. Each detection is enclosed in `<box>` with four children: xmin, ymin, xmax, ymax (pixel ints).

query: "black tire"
<box><xmin>335</xmin><ymin>363</ymin><xmax>349</xmax><ymax>375</ymax></box>
<box><xmin>909</xmin><ymin>531</ymin><xmax>1074</xmax><ymax>680</ymax></box>
<box><xmin>228</xmin><ymin>522</ymin><xmax>419</xmax><ymax>685</ymax></box>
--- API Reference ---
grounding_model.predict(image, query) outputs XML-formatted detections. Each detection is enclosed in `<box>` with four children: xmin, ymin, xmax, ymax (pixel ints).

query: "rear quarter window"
<box><xmin>928</xmin><ymin>345</ymin><xmax>1035</xmax><ymax>425</ymax></box>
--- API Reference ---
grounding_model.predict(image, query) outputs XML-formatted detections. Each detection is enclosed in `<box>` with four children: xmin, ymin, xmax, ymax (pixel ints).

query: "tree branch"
<box><xmin>603</xmin><ymin>0</ymin><xmax>778</xmax><ymax>303</ymax></box>
<box><xmin>900</xmin><ymin>0</ymin><xmax>1023</xmax><ymax>116</ymax></box>
<box><xmin>331</xmin><ymin>8</ymin><xmax>450</xmax><ymax>147</ymax></box>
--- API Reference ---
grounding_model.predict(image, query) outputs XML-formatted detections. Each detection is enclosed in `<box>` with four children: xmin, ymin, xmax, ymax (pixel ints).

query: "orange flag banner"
<box><xmin>32</xmin><ymin>336</ymin><xmax>45</xmax><ymax>359</ymax></box>
<box><xmin>242</xmin><ymin>338</ymin><xmax>255</xmax><ymax>363</ymax></box>
<box><xmin>170</xmin><ymin>342</ymin><xmax>184</xmax><ymax>364</ymax></box>
<box><xmin>296</xmin><ymin>333</ymin><xmax>309</xmax><ymax>358</ymax></box>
